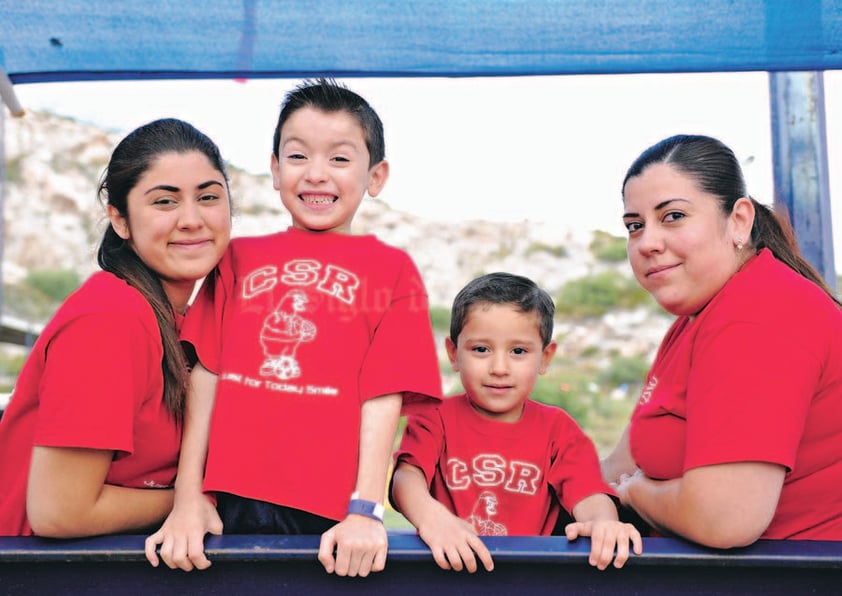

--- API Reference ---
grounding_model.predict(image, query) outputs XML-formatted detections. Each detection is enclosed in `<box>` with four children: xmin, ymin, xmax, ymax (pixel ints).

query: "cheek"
<box><xmin>276</xmin><ymin>167</ymin><xmax>296</xmax><ymax>190</ymax></box>
<box><xmin>209</xmin><ymin>210</ymin><xmax>233</xmax><ymax>232</ymax></box>
<box><xmin>133</xmin><ymin>234</ymin><xmax>162</xmax><ymax>259</ymax></box>
<box><xmin>459</xmin><ymin>357</ymin><xmax>483</xmax><ymax>378</ymax></box>
<box><xmin>626</xmin><ymin>249</ymin><xmax>646</xmax><ymax>276</ymax></box>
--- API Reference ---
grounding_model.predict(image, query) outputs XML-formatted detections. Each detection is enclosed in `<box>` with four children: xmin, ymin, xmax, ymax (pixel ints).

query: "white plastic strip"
<box><xmin>0</xmin><ymin>67</ymin><xmax>25</xmax><ymax>117</ymax></box>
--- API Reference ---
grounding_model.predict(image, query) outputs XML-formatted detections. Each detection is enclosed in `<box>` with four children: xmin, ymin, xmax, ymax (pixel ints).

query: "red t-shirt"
<box><xmin>630</xmin><ymin>249</ymin><xmax>842</xmax><ymax>539</ymax></box>
<box><xmin>184</xmin><ymin>228</ymin><xmax>442</xmax><ymax>521</ymax></box>
<box><xmin>394</xmin><ymin>393</ymin><xmax>614</xmax><ymax>535</ymax></box>
<box><xmin>0</xmin><ymin>272</ymin><xmax>181</xmax><ymax>535</ymax></box>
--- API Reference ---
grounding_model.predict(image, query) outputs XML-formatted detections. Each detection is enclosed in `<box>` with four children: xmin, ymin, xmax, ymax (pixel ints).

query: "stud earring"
<box><xmin>735</xmin><ymin>237</ymin><xmax>744</xmax><ymax>251</ymax></box>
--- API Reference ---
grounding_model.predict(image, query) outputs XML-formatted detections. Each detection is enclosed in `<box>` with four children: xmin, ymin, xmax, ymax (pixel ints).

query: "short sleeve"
<box><xmin>358</xmin><ymin>258</ymin><xmax>442</xmax><ymax>411</ymax></box>
<box><xmin>685</xmin><ymin>319</ymin><xmax>819</xmax><ymax>472</ymax></box>
<box><xmin>35</xmin><ymin>311</ymin><xmax>161</xmax><ymax>455</ymax></box>
<box><xmin>547</xmin><ymin>413</ymin><xmax>616</xmax><ymax>513</ymax></box>
<box><xmin>393</xmin><ymin>404</ymin><xmax>445</xmax><ymax>486</ymax></box>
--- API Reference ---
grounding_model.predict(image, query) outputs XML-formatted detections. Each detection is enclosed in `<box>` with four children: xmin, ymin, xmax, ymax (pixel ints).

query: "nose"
<box><xmin>634</xmin><ymin>224</ymin><xmax>664</xmax><ymax>255</ymax></box>
<box><xmin>489</xmin><ymin>352</ymin><xmax>509</xmax><ymax>376</ymax></box>
<box><xmin>305</xmin><ymin>158</ymin><xmax>328</xmax><ymax>183</ymax></box>
<box><xmin>178</xmin><ymin>199</ymin><xmax>204</xmax><ymax>229</ymax></box>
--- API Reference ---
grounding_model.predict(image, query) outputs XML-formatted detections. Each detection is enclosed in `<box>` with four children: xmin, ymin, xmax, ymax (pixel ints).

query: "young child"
<box><xmin>145</xmin><ymin>79</ymin><xmax>442</xmax><ymax>577</ymax></box>
<box><xmin>391</xmin><ymin>272</ymin><xmax>642</xmax><ymax>572</ymax></box>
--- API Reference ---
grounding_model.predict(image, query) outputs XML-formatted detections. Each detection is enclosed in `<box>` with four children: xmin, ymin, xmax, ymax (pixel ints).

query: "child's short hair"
<box><xmin>449</xmin><ymin>272</ymin><xmax>555</xmax><ymax>348</ymax></box>
<box><xmin>272</xmin><ymin>77</ymin><xmax>385</xmax><ymax>167</ymax></box>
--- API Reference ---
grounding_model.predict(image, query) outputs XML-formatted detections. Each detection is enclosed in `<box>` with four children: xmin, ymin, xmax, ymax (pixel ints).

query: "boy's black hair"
<box><xmin>449</xmin><ymin>272</ymin><xmax>555</xmax><ymax>348</ymax></box>
<box><xmin>272</xmin><ymin>77</ymin><xmax>385</xmax><ymax>167</ymax></box>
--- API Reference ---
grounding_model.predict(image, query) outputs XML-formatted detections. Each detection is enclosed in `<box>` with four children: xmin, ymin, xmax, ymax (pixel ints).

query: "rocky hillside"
<box><xmin>2</xmin><ymin>110</ymin><xmax>672</xmax><ymax>371</ymax></box>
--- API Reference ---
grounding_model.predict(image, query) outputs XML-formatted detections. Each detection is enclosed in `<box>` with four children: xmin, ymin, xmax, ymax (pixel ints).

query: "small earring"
<box><xmin>735</xmin><ymin>237</ymin><xmax>744</xmax><ymax>251</ymax></box>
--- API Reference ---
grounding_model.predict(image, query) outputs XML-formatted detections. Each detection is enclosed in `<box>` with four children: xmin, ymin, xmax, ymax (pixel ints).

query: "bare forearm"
<box><xmin>28</xmin><ymin>446</ymin><xmax>175</xmax><ymax>538</ymax></box>
<box><xmin>90</xmin><ymin>485</ymin><xmax>175</xmax><ymax>534</ymax></box>
<box><xmin>622</xmin><ymin>475</ymin><xmax>682</xmax><ymax>535</ymax></box>
<box><xmin>571</xmin><ymin>493</ymin><xmax>619</xmax><ymax>524</ymax></box>
<box><xmin>624</xmin><ymin>475</ymin><xmax>739</xmax><ymax>545</ymax></box>
<box><xmin>622</xmin><ymin>464</ymin><xmax>783</xmax><ymax>548</ymax></box>
<box><xmin>175</xmin><ymin>364</ymin><xmax>218</xmax><ymax>497</ymax></box>
<box><xmin>317</xmin><ymin>394</ymin><xmax>400</xmax><ymax>577</ymax></box>
<box><xmin>32</xmin><ymin>484</ymin><xmax>173</xmax><ymax>538</ymax></box>
<box><xmin>354</xmin><ymin>393</ymin><xmax>402</xmax><ymax>502</ymax></box>
<box><xmin>391</xmin><ymin>464</ymin><xmax>447</xmax><ymax>528</ymax></box>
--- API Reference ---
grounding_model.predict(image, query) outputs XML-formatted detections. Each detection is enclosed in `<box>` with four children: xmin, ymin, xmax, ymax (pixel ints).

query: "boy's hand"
<box><xmin>318</xmin><ymin>515</ymin><xmax>388</xmax><ymax>577</ymax></box>
<box><xmin>417</xmin><ymin>511</ymin><xmax>494</xmax><ymax>573</ymax></box>
<box><xmin>564</xmin><ymin>520</ymin><xmax>642</xmax><ymax>570</ymax></box>
<box><xmin>144</xmin><ymin>492</ymin><xmax>223</xmax><ymax>571</ymax></box>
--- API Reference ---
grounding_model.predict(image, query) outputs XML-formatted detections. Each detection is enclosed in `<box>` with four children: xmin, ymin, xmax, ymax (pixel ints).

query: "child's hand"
<box><xmin>417</xmin><ymin>511</ymin><xmax>494</xmax><ymax>573</ymax></box>
<box><xmin>144</xmin><ymin>492</ymin><xmax>223</xmax><ymax>571</ymax></box>
<box><xmin>318</xmin><ymin>514</ymin><xmax>388</xmax><ymax>577</ymax></box>
<box><xmin>564</xmin><ymin>519</ymin><xmax>642</xmax><ymax>570</ymax></box>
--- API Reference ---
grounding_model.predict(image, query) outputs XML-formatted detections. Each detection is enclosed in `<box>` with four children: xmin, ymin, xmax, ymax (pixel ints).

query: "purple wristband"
<box><xmin>347</xmin><ymin>493</ymin><xmax>385</xmax><ymax>522</ymax></box>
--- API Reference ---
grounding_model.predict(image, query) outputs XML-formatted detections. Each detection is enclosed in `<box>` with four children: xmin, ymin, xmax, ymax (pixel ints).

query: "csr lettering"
<box><xmin>243</xmin><ymin>261</ymin><xmax>359</xmax><ymax>305</ymax></box>
<box><xmin>446</xmin><ymin>454</ymin><xmax>540</xmax><ymax>495</ymax></box>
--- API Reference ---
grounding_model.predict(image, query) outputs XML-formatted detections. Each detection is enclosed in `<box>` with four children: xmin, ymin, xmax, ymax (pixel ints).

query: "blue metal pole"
<box><xmin>768</xmin><ymin>71</ymin><xmax>837</xmax><ymax>290</ymax></box>
<box><xmin>0</xmin><ymin>103</ymin><xmax>6</xmax><ymax>318</ymax></box>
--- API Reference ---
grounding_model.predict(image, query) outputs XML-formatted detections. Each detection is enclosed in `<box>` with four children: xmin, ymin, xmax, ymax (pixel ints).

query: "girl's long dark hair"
<box><xmin>97</xmin><ymin>118</ymin><xmax>229</xmax><ymax>420</ymax></box>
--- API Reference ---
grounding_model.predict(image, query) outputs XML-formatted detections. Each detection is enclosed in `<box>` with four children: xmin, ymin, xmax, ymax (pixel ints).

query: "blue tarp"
<box><xmin>2</xmin><ymin>0</ymin><xmax>842</xmax><ymax>83</ymax></box>
<box><xmin>1</xmin><ymin>0</ymin><xmax>839</xmax><ymax>282</ymax></box>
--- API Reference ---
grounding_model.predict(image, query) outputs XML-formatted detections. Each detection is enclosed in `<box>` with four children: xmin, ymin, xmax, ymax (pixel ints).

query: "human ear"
<box><xmin>445</xmin><ymin>336</ymin><xmax>459</xmax><ymax>371</ymax></box>
<box><xmin>730</xmin><ymin>197</ymin><xmax>756</xmax><ymax>243</ymax></box>
<box><xmin>270</xmin><ymin>153</ymin><xmax>282</xmax><ymax>191</ymax></box>
<box><xmin>539</xmin><ymin>340</ymin><xmax>557</xmax><ymax>374</ymax></box>
<box><xmin>106</xmin><ymin>204</ymin><xmax>130</xmax><ymax>240</ymax></box>
<box><xmin>366</xmin><ymin>159</ymin><xmax>390</xmax><ymax>198</ymax></box>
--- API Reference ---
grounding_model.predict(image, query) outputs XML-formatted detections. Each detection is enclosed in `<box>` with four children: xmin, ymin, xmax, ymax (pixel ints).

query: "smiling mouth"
<box><xmin>646</xmin><ymin>263</ymin><xmax>678</xmax><ymax>277</ymax></box>
<box><xmin>485</xmin><ymin>384</ymin><xmax>514</xmax><ymax>390</ymax></box>
<box><xmin>299</xmin><ymin>194</ymin><xmax>337</xmax><ymax>205</ymax></box>
<box><xmin>171</xmin><ymin>239</ymin><xmax>211</xmax><ymax>247</ymax></box>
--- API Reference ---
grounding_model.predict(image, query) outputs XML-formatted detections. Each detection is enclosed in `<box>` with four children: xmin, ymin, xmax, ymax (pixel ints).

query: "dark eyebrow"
<box><xmin>198</xmin><ymin>180</ymin><xmax>225</xmax><ymax>190</ymax></box>
<box><xmin>622</xmin><ymin>197</ymin><xmax>689</xmax><ymax>219</ymax></box>
<box><xmin>144</xmin><ymin>180</ymin><xmax>224</xmax><ymax>195</ymax></box>
<box><xmin>282</xmin><ymin>136</ymin><xmax>357</xmax><ymax>151</ymax></box>
<box><xmin>145</xmin><ymin>184</ymin><xmax>178</xmax><ymax>195</ymax></box>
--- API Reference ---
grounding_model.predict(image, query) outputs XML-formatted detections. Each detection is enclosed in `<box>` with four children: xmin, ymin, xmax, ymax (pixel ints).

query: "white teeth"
<box><xmin>301</xmin><ymin>195</ymin><xmax>335</xmax><ymax>204</ymax></box>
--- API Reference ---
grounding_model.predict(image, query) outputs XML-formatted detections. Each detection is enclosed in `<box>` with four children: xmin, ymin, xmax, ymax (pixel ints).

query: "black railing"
<box><xmin>2</xmin><ymin>533</ymin><xmax>842</xmax><ymax>595</ymax></box>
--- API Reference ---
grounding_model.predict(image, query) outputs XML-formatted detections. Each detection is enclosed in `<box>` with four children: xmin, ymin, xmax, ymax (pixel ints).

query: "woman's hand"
<box><xmin>613</xmin><ymin>468</ymin><xmax>645</xmax><ymax>506</ymax></box>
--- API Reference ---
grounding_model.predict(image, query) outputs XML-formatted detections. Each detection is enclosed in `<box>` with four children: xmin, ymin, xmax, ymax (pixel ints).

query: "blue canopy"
<box><xmin>0</xmin><ymin>0</ymin><xmax>839</xmax><ymax>285</ymax></box>
<box><xmin>2</xmin><ymin>0</ymin><xmax>842</xmax><ymax>83</ymax></box>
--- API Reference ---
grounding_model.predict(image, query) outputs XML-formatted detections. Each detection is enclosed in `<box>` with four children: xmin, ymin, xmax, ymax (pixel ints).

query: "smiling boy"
<box><xmin>391</xmin><ymin>272</ymin><xmax>641</xmax><ymax>572</ymax></box>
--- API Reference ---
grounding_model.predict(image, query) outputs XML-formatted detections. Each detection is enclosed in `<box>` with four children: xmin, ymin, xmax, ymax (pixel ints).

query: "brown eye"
<box><xmin>152</xmin><ymin>196</ymin><xmax>177</xmax><ymax>207</ymax></box>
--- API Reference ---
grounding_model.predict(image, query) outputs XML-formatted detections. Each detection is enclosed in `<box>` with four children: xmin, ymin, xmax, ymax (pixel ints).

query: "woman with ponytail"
<box><xmin>0</xmin><ymin>118</ymin><xmax>231</xmax><ymax>536</ymax></box>
<box><xmin>602</xmin><ymin>134</ymin><xmax>842</xmax><ymax>547</ymax></box>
